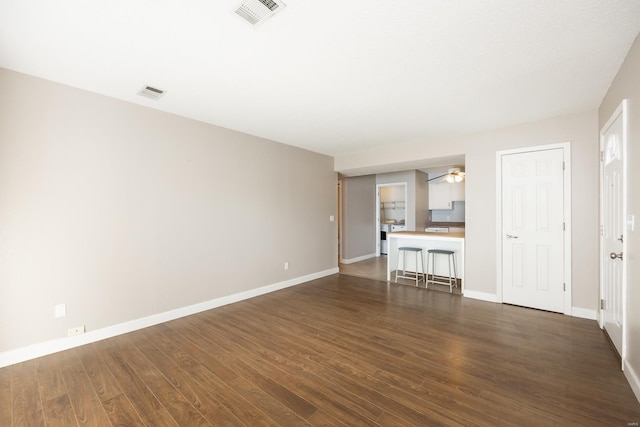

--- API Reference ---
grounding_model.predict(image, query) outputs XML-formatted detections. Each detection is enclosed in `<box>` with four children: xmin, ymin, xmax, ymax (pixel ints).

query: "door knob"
<box><xmin>506</xmin><ymin>234</ymin><xmax>519</xmax><ymax>239</ymax></box>
<box><xmin>610</xmin><ymin>252</ymin><xmax>623</xmax><ymax>260</ymax></box>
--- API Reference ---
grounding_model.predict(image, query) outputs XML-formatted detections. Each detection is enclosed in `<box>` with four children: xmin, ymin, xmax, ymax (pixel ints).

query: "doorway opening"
<box><xmin>376</xmin><ymin>183</ymin><xmax>407</xmax><ymax>256</ymax></box>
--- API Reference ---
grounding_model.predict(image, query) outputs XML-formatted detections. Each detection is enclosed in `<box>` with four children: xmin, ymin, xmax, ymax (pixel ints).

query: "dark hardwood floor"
<box><xmin>2</xmin><ymin>273</ymin><xmax>639</xmax><ymax>426</ymax></box>
<box><xmin>339</xmin><ymin>255</ymin><xmax>462</xmax><ymax>295</ymax></box>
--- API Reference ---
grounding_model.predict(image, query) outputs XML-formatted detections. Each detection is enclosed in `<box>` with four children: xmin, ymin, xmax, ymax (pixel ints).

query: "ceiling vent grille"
<box><xmin>137</xmin><ymin>85</ymin><xmax>166</xmax><ymax>100</ymax></box>
<box><xmin>233</xmin><ymin>0</ymin><xmax>286</xmax><ymax>26</ymax></box>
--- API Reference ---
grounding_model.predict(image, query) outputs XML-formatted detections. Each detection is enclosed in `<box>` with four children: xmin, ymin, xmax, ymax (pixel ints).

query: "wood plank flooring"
<box><xmin>2</xmin><ymin>273</ymin><xmax>639</xmax><ymax>426</ymax></box>
<box><xmin>339</xmin><ymin>255</ymin><xmax>462</xmax><ymax>295</ymax></box>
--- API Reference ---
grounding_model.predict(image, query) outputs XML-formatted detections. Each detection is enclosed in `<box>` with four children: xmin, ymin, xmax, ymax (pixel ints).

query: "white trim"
<box><xmin>463</xmin><ymin>293</ymin><xmax>598</xmax><ymax>322</ymax></box>
<box><xmin>495</xmin><ymin>142</ymin><xmax>572</xmax><ymax>315</ymax></box>
<box><xmin>571</xmin><ymin>307</ymin><xmax>597</xmax><ymax>321</ymax></box>
<box><xmin>599</xmin><ymin>99</ymin><xmax>628</xmax><ymax>368</ymax></box>
<box><xmin>0</xmin><ymin>267</ymin><xmax>338</xmax><ymax>368</ymax></box>
<box><xmin>376</xmin><ymin>182</ymin><xmax>408</xmax><ymax>257</ymax></box>
<box><xmin>624</xmin><ymin>358</ymin><xmax>640</xmax><ymax>403</ymax></box>
<box><xmin>338</xmin><ymin>179</ymin><xmax>343</xmax><ymax>262</ymax></box>
<box><xmin>340</xmin><ymin>253</ymin><xmax>378</xmax><ymax>264</ymax></box>
<box><xmin>463</xmin><ymin>290</ymin><xmax>498</xmax><ymax>303</ymax></box>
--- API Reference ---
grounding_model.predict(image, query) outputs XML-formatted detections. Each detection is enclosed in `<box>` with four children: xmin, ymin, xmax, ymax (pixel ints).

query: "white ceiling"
<box><xmin>1</xmin><ymin>1</ymin><xmax>640</xmax><ymax>162</ymax></box>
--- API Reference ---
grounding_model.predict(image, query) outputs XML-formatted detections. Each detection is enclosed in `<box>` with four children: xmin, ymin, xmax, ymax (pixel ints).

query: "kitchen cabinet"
<box><xmin>429</xmin><ymin>182</ymin><xmax>465</xmax><ymax>209</ymax></box>
<box><xmin>451</xmin><ymin>181</ymin><xmax>465</xmax><ymax>201</ymax></box>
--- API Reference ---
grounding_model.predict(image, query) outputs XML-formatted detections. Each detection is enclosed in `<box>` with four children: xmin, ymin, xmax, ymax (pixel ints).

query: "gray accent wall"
<box><xmin>415</xmin><ymin>170</ymin><xmax>429</xmax><ymax>230</ymax></box>
<box><xmin>340</xmin><ymin>170</ymin><xmax>436</xmax><ymax>262</ymax></box>
<box><xmin>340</xmin><ymin>175</ymin><xmax>376</xmax><ymax>261</ymax></box>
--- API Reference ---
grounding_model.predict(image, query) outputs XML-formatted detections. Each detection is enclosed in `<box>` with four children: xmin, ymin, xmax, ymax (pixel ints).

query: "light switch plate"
<box><xmin>54</xmin><ymin>304</ymin><xmax>66</xmax><ymax>318</ymax></box>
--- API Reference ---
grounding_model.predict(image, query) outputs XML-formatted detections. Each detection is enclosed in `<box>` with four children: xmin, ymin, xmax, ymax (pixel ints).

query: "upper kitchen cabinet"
<box><xmin>429</xmin><ymin>181</ymin><xmax>465</xmax><ymax>210</ymax></box>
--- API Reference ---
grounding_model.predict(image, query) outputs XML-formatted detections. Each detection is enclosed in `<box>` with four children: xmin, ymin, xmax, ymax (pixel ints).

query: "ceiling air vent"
<box><xmin>233</xmin><ymin>0</ymin><xmax>286</xmax><ymax>26</ymax></box>
<box><xmin>137</xmin><ymin>85</ymin><xmax>166</xmax><ymax>100</ymax></box>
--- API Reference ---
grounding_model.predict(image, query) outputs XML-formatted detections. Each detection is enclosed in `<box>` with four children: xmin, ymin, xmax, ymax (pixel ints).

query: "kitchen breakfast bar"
<box><xmin>387</xmin><ymin>231</ymin><xmax>465</xmax><ymax>290</ymax></box>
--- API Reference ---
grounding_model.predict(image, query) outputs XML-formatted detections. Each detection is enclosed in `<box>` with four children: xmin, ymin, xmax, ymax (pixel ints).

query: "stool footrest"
<box><xmin>426</xmin><ymin>275</ymin><xmax>459</xmax><ymax>286</ymax></box>
<box><xmin>396</xmin><ymin>271</ymin><xmax>424</xmax><ymax>281</ymax></box>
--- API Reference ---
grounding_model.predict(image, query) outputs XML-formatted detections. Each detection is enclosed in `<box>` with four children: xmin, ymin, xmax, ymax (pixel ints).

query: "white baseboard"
<box><xmin>571</xmin><ymin>307</ymin><xmax>598</xmax><ymax>320</ymax></box>
<box><xmin>340</xmin><ymin>253</ymin><xmax>378</xmax><ymax>264</ymax></box>
<box><xmin>462</xmin><ymin>294</ymin><xmax>600</xmax><ymax>323</ymax></box>
<box><xmin>462</xmin><ymin>290</ymin><xmax>498</xmax><ymax>303</ymax></box>
<box><xmin>624</xmin><ymin>358</ymin><xmax>640</xmax><ymax>404</ymax></box>
<box><xmin>0</xmin><ymin>267</ymin><xmax>338</xmax><ymax>368</ymax></box>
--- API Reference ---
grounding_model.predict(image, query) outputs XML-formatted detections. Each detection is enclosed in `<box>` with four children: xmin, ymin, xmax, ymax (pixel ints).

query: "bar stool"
<box><xmin>395</xmin><ymin>247</ymin><xmax>425</xmax><ymax>286</ymax></box>
<box><xmin>426</xmin><ymin>249</ymin><xmax>457</xmax><ymax>293</ymax></box>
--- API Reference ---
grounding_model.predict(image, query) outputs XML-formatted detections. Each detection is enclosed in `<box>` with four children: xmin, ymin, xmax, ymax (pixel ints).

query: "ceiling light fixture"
<box><xmin>427</xmin><ymin>168</ymin><xmax>466</xmax><ymax>183</ymax></box>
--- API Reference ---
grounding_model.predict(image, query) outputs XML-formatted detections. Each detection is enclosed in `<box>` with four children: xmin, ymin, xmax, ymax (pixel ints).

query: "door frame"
<box><xmin>376</xmin><ymin>182</ymin><xmax>407</xmax><ymax>256</ymax></box>
<box><xmin>338</xmin><ymin>179</ymin><xmax>343</xmax><ymax>262</ymax></box>
<box><xmin>598</xmin><ymin>99</ymin><xmax>628</xmax><ymax>365</ymax></box>
<box><xmin>495</xmin><ymin>142</ymin><xmax>572</xmax><ymax>315</ymax></box>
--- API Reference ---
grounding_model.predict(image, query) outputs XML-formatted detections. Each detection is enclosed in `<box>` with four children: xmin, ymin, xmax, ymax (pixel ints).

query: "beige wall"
<box><xmin>599</xmin><ymin>33</ymin><xmax>640</xmax><ymax>397</ymax></box>
<box><xmin>336</xmin><ymin>111</ymin><xmax>599</xmax><ymax>311</ymax></box>
<box><xmin>0</xmin><ymin>68</ymin><xmax>337</xmax><ymax>353</ymax></box>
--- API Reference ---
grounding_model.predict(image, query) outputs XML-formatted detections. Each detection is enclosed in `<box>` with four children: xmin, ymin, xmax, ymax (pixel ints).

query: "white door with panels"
<box><xmin>600</xmin><ymin>102</ymin><xmax>626</xmax><ymax>359</ymax></box>
<box><xmin>501</xmin><ymin>148</ymin><xmax>566</xmax><ymax>313</ymax></box>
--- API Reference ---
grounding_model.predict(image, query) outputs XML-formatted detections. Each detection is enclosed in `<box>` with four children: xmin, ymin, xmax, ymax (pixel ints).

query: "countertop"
<box><xmin>425</xmin><ymin>222</ymin><xmax>465</xmax><ymax>228</ymax></box>
<box><xmin>388</xmin><ymin>231</ymin><xmax>465</xmax><ymax>239</ymax></box>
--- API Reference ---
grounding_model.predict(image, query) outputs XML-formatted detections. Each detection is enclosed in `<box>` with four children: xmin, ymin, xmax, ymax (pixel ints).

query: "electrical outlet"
<box><xmin>67</xmin><ymin>325</ymin><xmax>85</xmax><ymax>336</ymax></box>
<box><xmin>284</xmin><ymin>262</ymin><xmax>289</xmax><ymax>270</ymax></box>
<box><xmin>329</xmin><ymin>215</ymin><xmax>335</xmax><ymax>222</ymax></box>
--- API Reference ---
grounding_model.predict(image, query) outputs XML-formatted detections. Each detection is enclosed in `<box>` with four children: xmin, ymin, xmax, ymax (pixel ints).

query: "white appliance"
<box><xmin>391</xmin><ymin>224</ymin><xmax>407</xmax><ymax>232</ymax></box>
<box><xmin>380</xmin><ymin>223</ymin><xmax>390</xmax><ymax>255</ymax></box>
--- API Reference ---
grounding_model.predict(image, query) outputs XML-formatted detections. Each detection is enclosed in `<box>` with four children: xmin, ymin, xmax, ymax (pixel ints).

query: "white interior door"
<box><xmin>501</xmin><ymin>148</ymin><xmax>565</xmax><ymax>313</ymax></box>
<box><xmin>601</xmin><ymin>104</ymin><xmax>626</xmax><ymax>357</ymax></box>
